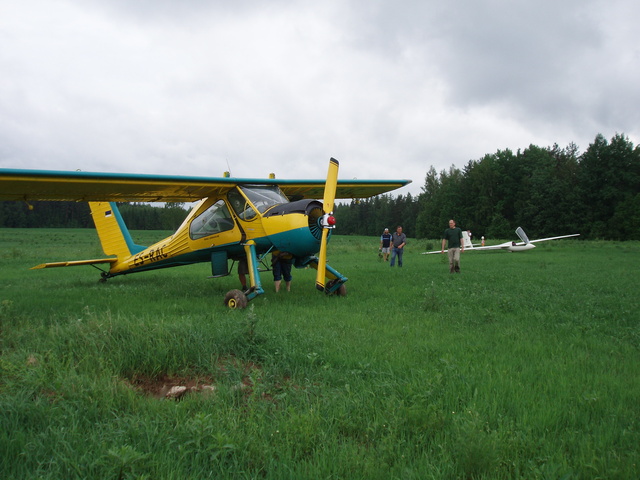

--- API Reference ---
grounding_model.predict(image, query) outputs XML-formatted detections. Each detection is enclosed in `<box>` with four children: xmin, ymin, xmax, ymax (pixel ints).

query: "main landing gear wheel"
<box><xmin>326</xmin><ymin>280</ymin><xmax>347</xmax><ymax>296</ymax></box>
<box><xmin>224</xmin><ymin>289</ymin><xmax>248</xmax><ymax>309</ymax></box>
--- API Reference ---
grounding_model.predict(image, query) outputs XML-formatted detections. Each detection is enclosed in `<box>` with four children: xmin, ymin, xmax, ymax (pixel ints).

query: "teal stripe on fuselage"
<box><xmin>264</xmin><ymin>226</ymin><xmax>324</xmax><ymax>257</ymax></box>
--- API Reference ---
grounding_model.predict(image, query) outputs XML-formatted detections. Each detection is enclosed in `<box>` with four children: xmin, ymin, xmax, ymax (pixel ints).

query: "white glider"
<box><xmin>423</xmin><ymin>227</ymin><xmax>580</xmax><ymax>254</ymax></box>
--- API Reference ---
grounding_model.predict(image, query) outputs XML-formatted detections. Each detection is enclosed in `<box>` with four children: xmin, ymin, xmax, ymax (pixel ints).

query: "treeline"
<box><xmin>0</xmin><ymin>201</ymin><xmax>188</xmax><ymax>231</ymax></box>
<box><xmin>2</xmin><ymin>133</ymin><xmax>638</xmax><ymax>240</ymax></box>
<box><xmin>333</xmin><ymin>194</ymin><xmax>420</xmax><ymax>237</ymax></box>
<box><xmin>335</xmin><ymin>133</ymin><xmax>640</xmax><ymax>240</ymax></box>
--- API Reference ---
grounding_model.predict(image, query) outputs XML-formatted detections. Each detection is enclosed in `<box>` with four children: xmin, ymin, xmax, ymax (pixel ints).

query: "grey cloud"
<box><xmin>1</xmin><ymin>0</ymin><xmax>638</xmax><ymax>196</ymax></box>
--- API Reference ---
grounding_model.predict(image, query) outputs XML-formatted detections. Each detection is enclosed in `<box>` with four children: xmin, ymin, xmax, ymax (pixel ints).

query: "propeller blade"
<box><xmin>315</xmin><ymin>158</ymin><xmax>339</xmax><ymax>291</ymax></box>
<box><xmin>323</xmin><ymin>157</ymin><xmax>339</xmax><ymax>214</ymax></box>
<box><xmin>315</xmin><ymin>228</ymin><xmax>330</xmax><ymax>291</ymax></box>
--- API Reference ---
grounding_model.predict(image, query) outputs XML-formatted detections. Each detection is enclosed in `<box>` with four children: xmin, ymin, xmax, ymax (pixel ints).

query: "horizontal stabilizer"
<box><xmin>31</xmin><ymin>258</ymin><xmax>117</xmax><ymax>269</ymax></box>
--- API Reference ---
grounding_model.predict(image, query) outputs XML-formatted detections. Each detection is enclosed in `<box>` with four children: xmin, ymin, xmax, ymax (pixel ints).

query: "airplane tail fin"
<box><xmin>89</xmin><ymin>202</ymin><xmax>146</xmax><ymax>260</ymax></box>
<box><xmin>515</xmin><ymin>227</ymin><xmax>530</xmax><ymax>244</ymax></box>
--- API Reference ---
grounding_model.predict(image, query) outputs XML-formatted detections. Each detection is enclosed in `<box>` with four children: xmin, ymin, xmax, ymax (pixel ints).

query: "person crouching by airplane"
<box><xmin>272</xmin><ymin>251</ymin><xmax>294</xmax><ymax>292</ymax></box>
<box><xmin>441</xmin><ymin>219</ymin><xmax>464</xmax><ymax>273</ymax></box>
<box><xmin>380</xmin><ymin>227</ymin><xmax>392</xmax><ymax>261</ymax></box>
<box><xmin>390</xmin><ymin>226</ymin><xmax>407</xmax><ymax>267</ymax></box>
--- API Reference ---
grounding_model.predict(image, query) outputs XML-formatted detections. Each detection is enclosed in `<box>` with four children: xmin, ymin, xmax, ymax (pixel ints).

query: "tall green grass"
<box><xmin>1</xmin><ymin>228</ymin><xmax>639</xmax><ymax>479</ymax></box>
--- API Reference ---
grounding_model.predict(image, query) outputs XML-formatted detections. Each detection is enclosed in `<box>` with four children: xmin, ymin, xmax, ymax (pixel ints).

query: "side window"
<box><xmin>190</xmin><ymin>200</ymin><xmax>235</xmax><ymax>239</ymax></box>
<box><xmin>228</xmin><ymin>189</ymin><xmax>257</xmax><ymax>220</ymax></box>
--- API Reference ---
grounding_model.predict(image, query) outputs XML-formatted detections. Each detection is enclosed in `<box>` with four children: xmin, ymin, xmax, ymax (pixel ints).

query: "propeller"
<box><xmin>315</xmin><ymin>158</ymin><xmax>339</xmax><ymax>291</ymax></box>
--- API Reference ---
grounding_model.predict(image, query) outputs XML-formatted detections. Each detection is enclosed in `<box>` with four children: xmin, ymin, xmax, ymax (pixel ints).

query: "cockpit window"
<box><xmin>227</xmin><ymin>189</ymin><xmax>257</xmax><ymax>220</ymax></box>
<box><xmin>227</xmin><ymin>185</ymin><xmax>288</xmax><ymax>220</ymax></box>
<box><xmin>190</xmin><ymin>199</ymin><xmax>235</xmax><ymax>239</ymax></box>
<box><xmin>240</xmin><ymin>185</ymin><xmax>289</xmax><ymax>213</ymax></box>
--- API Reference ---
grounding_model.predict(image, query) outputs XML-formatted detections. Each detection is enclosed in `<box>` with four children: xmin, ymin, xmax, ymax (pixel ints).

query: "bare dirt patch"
<box><xmin>124</xmin><ymin>356</ymin><xmax>263</xmax><ymax>400</ymax></box>
<box><xmin>128</xmin><ymin>373</ymin><xmax>217</xmax><ymax>399</ymax></box>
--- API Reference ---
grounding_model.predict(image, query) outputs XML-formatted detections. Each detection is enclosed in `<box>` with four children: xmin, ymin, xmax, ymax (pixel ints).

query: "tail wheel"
<box><xmin>224</xmin><ymin>289</ymin><xmax>248</xmax><ymax>309</ymax></box>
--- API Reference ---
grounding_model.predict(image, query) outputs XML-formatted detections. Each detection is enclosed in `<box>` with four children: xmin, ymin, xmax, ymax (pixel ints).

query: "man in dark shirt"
<box><xmin>441</xmin><ymin>219</ymin><xmax>464</xmax><ymax>273</ymax></box>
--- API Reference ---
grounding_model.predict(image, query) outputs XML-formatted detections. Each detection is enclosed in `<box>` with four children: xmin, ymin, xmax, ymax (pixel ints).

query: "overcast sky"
<box><xmin>1</xmin><ymin>0</ymin><xmax>638</xmax><ymax>197</ymax></box>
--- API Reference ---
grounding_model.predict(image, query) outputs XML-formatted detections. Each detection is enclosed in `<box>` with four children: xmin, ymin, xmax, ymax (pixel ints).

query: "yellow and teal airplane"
<box><xmin>0</xmin><ymin>159</ymin><xmax>410</xmax><ymax>308</ymax></box>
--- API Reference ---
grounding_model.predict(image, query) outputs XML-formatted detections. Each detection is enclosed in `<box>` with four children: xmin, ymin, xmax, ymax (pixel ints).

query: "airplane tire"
<box><xmin>326</xmin><ymin>279</ymin><xmax>347</xmax><ymax>296</ymax></box>
<box><xmin>224</xmin><ymin>289</ymin><xmax>248</xmax><ymax>309</ymax></box>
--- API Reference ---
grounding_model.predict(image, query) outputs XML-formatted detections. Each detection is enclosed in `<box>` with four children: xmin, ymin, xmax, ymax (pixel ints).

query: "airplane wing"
<box><xmin>422</xmin><ymin>230</ymin><xmax>478</xmax><ymax>254</ymax></box>
<box><xmin>422</xmin><ymin>243</ymin><xmax>509</xmax><ymax>254</ymax></box>
<box><xmin>456</xmin><ymin>243</ymin><xmax>513</xmax><ymax>251</ymax></box>
<box><xmin>0</xmin><ymin>168</ymin><xmax>411</xmax><ymax>203</ymax></box>
<box><xmin>529</xmin><ymin>234</ymin><xmax>580</xmax><ymax>243</ymax></box>
<box><xmin>279</xmin><ymin>179</ymin><xmax>412</xmax><ymax>200</ymax></box>
<box><xmin>422</xmin><ymin>228</ymin><xmax>580</xmax><ymax>254</ymax></box>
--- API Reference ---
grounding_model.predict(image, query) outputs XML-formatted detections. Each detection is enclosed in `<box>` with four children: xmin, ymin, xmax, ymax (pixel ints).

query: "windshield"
<box><xmin>239</xmin><ymin>185</ymin><xmax>289</xmax><ymax>214</ymax></box>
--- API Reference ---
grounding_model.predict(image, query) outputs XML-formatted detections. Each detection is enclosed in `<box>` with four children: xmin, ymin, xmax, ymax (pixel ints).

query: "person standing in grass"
<box><xmin>272</xmin><ymin>251</ymin><xmax>294</xmax><ymax>292</ymax></box>
<box><xmin>380</xmin><ymin>227</ymin><xmax>392</xmax><ymax>261</ymax></box>
<box><xmin>390</xmin><ymin>226</ymin><xmax>407</xmax><ymax>267</ymax></box>
<box><xmin>441</xmin><ymin>219</ymin><xmax>464</xmax><ymax>273</ymax></box>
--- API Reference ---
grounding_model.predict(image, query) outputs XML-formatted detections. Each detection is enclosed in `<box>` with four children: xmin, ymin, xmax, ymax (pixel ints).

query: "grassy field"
<box><xmin>1</xmin><ymin>228</ymin><xmax>639</xmax><ymax>479</ymax></box>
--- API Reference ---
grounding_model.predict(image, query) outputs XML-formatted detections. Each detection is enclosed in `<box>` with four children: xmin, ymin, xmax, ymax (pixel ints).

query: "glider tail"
<box><xmin>89</xmin><ymin>202</ymin><xmax>146</xmax><ymax>261</ymax></box>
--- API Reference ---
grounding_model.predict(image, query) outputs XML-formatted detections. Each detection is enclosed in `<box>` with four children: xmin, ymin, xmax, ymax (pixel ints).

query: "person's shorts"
<box><xmin>273</xmin><ymin>260</ymin><xmax>292</xmax><ymax>282</ymax></box>
<box><xmin>238</xmin><ymin>258</ymin><xmax>248</xmax><ymax>275</ymax></box>
<box><xmin>381</xmin><ymin>247</ymin><xmax>390</xmax><ymax>254</ymax></box>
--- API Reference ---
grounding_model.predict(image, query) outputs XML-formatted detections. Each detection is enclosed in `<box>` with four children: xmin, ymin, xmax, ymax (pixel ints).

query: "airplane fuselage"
<box><xmin>102</xmin><ymin>185</ymin><xmax>326</xmax><ymax>278</ymax></box>
<box><xmin>504</xmin><ymin>243</ymin><xmax>536</xmax><ymax>252</ymax></box>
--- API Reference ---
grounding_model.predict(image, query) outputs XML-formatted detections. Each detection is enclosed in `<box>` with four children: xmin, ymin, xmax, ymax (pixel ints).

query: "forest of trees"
<box><xmin>335</xmin><ymin>133</ymin><xmax>640</xmax><ymax>240</ymax></box>
<box><xmin>2</xmin><ymin>133</ymin><xmax>639</xmax><ymax>240</ymax></box>
<box><xmin>0</xmin><ymin>201</ymin><xmax>188</xmax><ymax>231</ymax></box>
